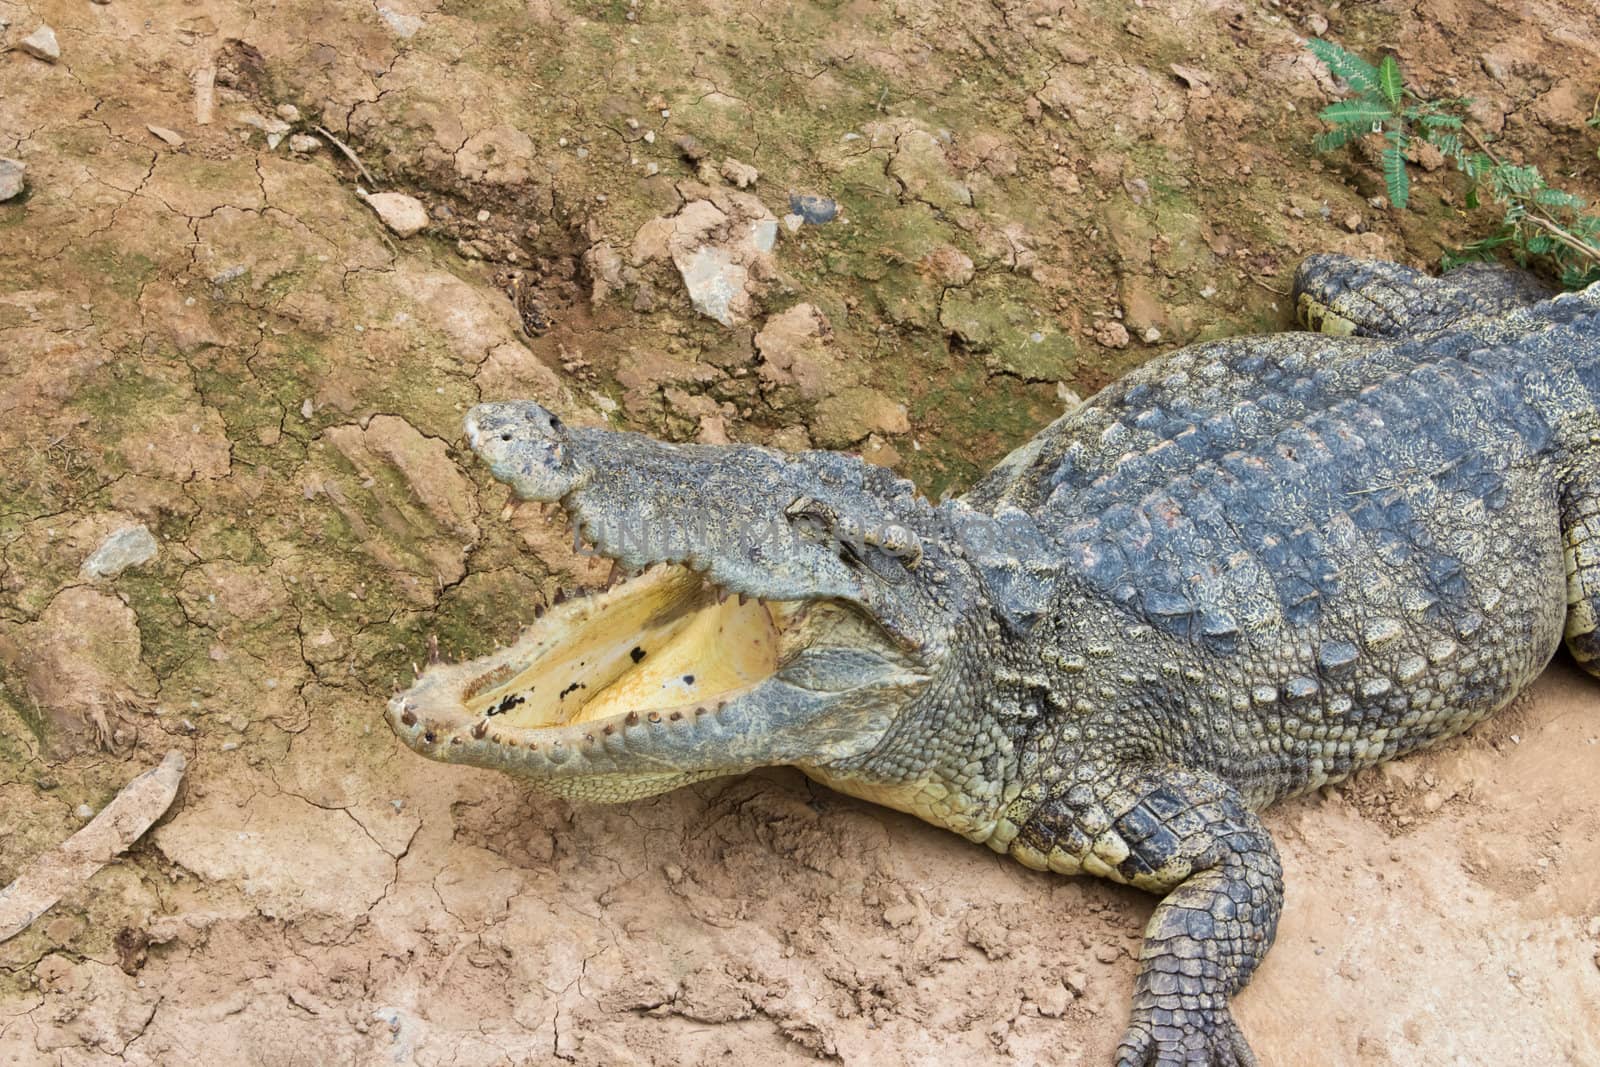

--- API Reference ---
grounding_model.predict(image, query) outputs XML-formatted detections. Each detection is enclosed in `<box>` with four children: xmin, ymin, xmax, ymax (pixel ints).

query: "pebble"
<box><xmin>21</xmin><ymin>25</ymin><xmax>60</xmax><ymax>62</ymax></box>
<box><xmin>1093</xmin><ymin>319</ymin><xmax>1131</xmax><ymax>349</ymax></box>
<box><xmin>1342</xmin><ymin>213</ymin><xmax>1363</xmax><ymax>233</ymax></box>
<box><xmin>787</xmin><ymin>193</ymin><xmax>838</xmax><ymax>224</ymax></box>
<box><xmin>719</xmin><ymin>158</ymin><xmax>758</xmax><ymax>188</ymax></box>
<box><xmin>147</xmin><ymin>125</ymin><xmax>185</xmax><ymax>148</ymax></box>
<box><xmin>275</xmin><ymin>103</ymin><xmax>301</xmax><ymax>122</ymax></box>
<box><xmin>288</xmin><ymin>133</ymin><xmax>320</xmax><ymax>153</ymax></box>
<box><xmin>81</xmin><ymin>523</ymin><xmax>158</xmax><ymax>579</ymax></box>
<box><xmin>674</xmin><ymin>134</ymin><xmax>706</xmax><ymax>162</ymax></box>
<box><xmin>75</xmin><ymin>804</ymin><xmax>94</xmax><ymax>820</ymax></box>
<box><xmin>363</xmin><ymin>191</ymin><xmax>429</xmax><ymax>237</ymax></box>
<box><xmin>0</xmin><ymin>158</ymin><xmax>24</xmax><ymax>201</ymax></box>
<box><xmin>1093</xmin><ymin>943</ymin><xmax>1122</xmax><ymax>964</ymax></box>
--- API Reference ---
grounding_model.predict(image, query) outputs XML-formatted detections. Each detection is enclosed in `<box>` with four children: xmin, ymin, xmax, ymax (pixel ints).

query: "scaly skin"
<box><xmin>389</xmin><ymin>254</ymin><xmax>1600</xmax><ymax>1065</ymax></box>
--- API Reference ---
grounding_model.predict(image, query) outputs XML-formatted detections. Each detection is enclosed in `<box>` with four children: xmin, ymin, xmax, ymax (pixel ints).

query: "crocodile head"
<box><xmin>386</xmin><ymin>400</ymin><xmax>1021</xmax><ymax>805</ymax></box>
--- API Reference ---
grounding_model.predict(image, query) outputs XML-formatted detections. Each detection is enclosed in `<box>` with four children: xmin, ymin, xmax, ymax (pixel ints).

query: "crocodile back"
<box><xmin>975</xmin><ymin>296</ymin><xmax>1600</xmax><ymax>799</ymax></box>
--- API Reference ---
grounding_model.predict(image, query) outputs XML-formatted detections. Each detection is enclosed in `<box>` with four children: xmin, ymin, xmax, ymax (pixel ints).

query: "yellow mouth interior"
<box><xmin>461</xmin><ymin>565</ymin><xmax>784</xmax><ymax>730</ymax></box>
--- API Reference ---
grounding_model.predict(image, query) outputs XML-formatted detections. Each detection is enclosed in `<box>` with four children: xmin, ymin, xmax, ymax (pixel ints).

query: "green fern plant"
<box><xmin>1309</xmin><ymin>38</ymin><xmax>1600</xmax><ymax>289</ymax></box>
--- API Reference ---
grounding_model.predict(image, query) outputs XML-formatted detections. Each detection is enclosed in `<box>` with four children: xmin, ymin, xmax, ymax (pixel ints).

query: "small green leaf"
<box><xmin>1306</xmin><ymin>38</ymin><xmax>1381</xmax><ymax>95</ymax></box>
<box><xmin>1534</xmin><ymin>187</ymin><xmax>1587</xmax><ymax>210</ymax></box>
<box><xmin>1377</xmin><ymin>55</ymin><xmax>1404</xmax><ymax>108</ymax></box>
<box><xmin>1382</xmin><ymin>144</ymin><xmax>1410</xmax><ymax>209</ymax></box>
<box><xmin>1319</xmin><ymin>99</ymin><xmax>1394</xmax><ymax>127</ymax></box>
<box><xmin>1314</xmin><ymin>127</ymin><xmax>1357</xmax><ymax>152</ymax></box>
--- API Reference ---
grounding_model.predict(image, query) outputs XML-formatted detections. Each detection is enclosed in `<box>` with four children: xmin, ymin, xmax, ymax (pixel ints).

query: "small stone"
<box><xmin>75</xmin><ymin>804</ymin><xmax>94</xmax><ymax>820</ymax></box>
<box><xmin>147</xmin><ymin>125</ymin><xmax>185</xmax><ymax>148</ymax></box>
<box><xmin>220</xmin><ymin>740</ymin><xmax>240</xmax><ymax>752</ymax></box>
<box><xmin>363</xmin><ymin>191</ymin><xmax>429</xmax><ymax>238</ymax></box>
<box><xmin>0</xmin><ymin>158</ymin><xmax>25</xmax><ymax>201</ymax></box>
<box><xmin>674</xmin><ymin>134</ymin><xmax>706</xmax><ymax>162</ymax></box>
<box><xmin>1032</xmin><ymin>982</ymin><xmax>1073</xmax><ymax>1018</ymax></box>
<box><xmin>1093</xmin><ymin>943</ymin><xmax>1122</xmax><ymax>964</ymax></box>
<box><xmin>1092</xmin><ymin>320</ymin><xmax>1130</xmax><ymax>349</ymax></box>
<box><xmin>275</xmin><ymin>103</ymin><xmax>302</xmax><ymax>122</ymax></box>
<box><xmin>1421</xmin><ymin>790</ymin><xmax>1444</xmax><ymax>814</ymax></box>
<box><xmin>787</xmin><ymin>193</ymin><xmax>838</xmax><ymax>224</ymax></box>
<box><xmin>719</xmin><ymin>158</ymin><xmax>758</xmax><ymax>188</ymax></box>
<box><xmin>81</xmin><ymin>524</ymin><xmax>159</xmax><ymax>580</ymax></box>
<box><xmin>288</xmin><ymin>134</ymin><xmax>320</xmax><ymax>153</ymax></box>
<box><xmin>642</xmin><ymin>130</ymin><xmax>656</xmax><ymax>144</ymax></box>
<box><xmin>21</xmin><ymin>25</ymin><xmax>61</xmax><ymax>63</ymax></box>
<box><xmin>300</xmin><ymin>398</ymin><xmax>314</xmax><ymax>420</ymax></box>
<box><xmin>1343</xmin><ymin>213</ymin><xmax>1363</xmax><ymax>233</ymax></box>
<box><xmin>781</xmin><ymin>213</ymin><xmax>804</xmax><ymax>233</ymax></box>
<box><xmin>376</xmin><ymin>4</ymin><xmax>423</xmax><ymax>37</ymax></box>
<box><xmin>882</xmin><ymin>902</ymin><xmax>918</xmax><ymax>928</ymax></box>
<box><xmin>476</xmin><ymin>209</ymin><xmax>490</xmax><ymax>222</ymax></box>
<box><xmin>1141</xmin><ymin>326</ymin><xmax>1162</xmax><ymax>344</ymax></box>
<box><xmin>1306</xmin><ymin>13</ymin><xmax>1329</xmax><ymax>34</ymax></box>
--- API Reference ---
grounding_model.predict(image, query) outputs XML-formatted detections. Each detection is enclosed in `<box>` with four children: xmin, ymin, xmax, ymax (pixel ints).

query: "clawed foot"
<box><xmin>1114</xmin><ymin>1002</ymin><xmax>1257</xmax><ymax>1067</ymax></box>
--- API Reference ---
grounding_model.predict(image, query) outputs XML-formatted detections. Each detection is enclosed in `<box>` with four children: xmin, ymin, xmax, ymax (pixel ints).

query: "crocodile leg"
<box><xmin>1293</xmin><ymin>252</ymin><xmax>1549</xmax><ymax>337</ymax></box>
<box><xmin>1012</xmin><ymin>766</ymin><xmax>1282</xmax><ymax>1066</ymax></box>
<box><xmin>1563</xmin><ymin>475</ymin><xmax>1600</xmax><ymax>675</ymax></box>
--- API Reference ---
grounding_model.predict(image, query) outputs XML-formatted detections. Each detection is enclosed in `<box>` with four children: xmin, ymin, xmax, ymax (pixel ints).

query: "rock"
<box><xmin>677</xmin><ymin>246</ymin><xmax>746</xmax><ymax>327</ymax></box>
<box><xmin>636</xmin><ymin>195</ymin><xmax>779</xmax><ymax>327</ymax></box>
<box><xmin>80</xmin><ymin>524</ymin><xmax>159</xmax><ymax>580</ymax></box>
<box><xmin>719</xmin><ymin>158</ymin><xmax>758</xmax><ymax>188</ymax></box>
<box><xmin>274</xmin><ymin>103</ymin><xmax>301</xmax><ymax>122</ymax></box>
<box><xmin>376</xmin><ymin>4</ymin><xmax>423</xmax><ymax>37</ymax></box>
<box><xmin>0</xmin><ymin>158</ymin><xmax>25</xmax><ymax>201</ymax></box>
<box><xmin>288</xmin><ymin>133</ymin><xmax>321</xmax><ymax>153</ymax></box>
<box><xmin>21</xmin><ymin>25</ymin><xmax>60</xmax><ymax>62</ymax></box>
<box><xmin>1092</xmin><ymin>319</ymin><xmax>1130</xmax><ymax>349</ymax></box>
<box><xmin>583</xmin><ymin>241</ymin><xmax>625</xmax><ymax>304</ymax></box>
<box><xmin>363</xmin><ymin>191</ymin><xmax>429</xmax><ymax>238</ymax></box>
<box><xmin>674</xmin><ymin>134</ymin><xmax>707</xmax><ymax>162</ymax></box>
<box><xmin>1306</xmin><ymin>12</ymin><xmax>1329</xmax><ymax>35</ymax></box>
<box><xmin>1343</xmin><ymin>213</ymin><xmax>1363</xmax><ymax>233</ymax></box>
<box><xmin>787</xmin><ymin>192</ymin><xmax>838</xmax><ymax>224</ymax></box>
<box><xmin>146</xmin><ymin>125</ymin><xmax>185</xmax><ymax>148</ymax></box>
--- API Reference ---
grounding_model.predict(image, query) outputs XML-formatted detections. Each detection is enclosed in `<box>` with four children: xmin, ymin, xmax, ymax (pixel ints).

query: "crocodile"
<box><xmin>387</xmin><ymin>253</ymin><xmax>1600</xmax><ymax>1065</ymax></box>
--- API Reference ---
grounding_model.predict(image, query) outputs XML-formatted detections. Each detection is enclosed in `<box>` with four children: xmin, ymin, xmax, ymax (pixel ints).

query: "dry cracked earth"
<box><xmin>2</xmin><ymin>0</ymin><xmax>1600</xmax><ymax>1064</ymax></box>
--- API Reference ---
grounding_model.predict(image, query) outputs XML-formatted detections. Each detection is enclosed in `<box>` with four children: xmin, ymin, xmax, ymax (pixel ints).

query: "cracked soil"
<box><xmin>2</xmin><ymin>0</ymin><xmax>1599</xmax><ymax>1063</ymax></box>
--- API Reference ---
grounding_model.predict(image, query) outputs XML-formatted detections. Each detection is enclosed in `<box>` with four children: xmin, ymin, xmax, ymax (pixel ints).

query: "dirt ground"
<box><xmin>2</xmin><ymin>0</ymin><xmax>1599</xmax><ymax>1063</ymax></box>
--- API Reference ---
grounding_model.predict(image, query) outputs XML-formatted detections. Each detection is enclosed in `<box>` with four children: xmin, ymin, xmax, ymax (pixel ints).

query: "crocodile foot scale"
<box><xmin>388</xmin><ymin>253</ymin><xmax>1600</xmax><ymax>1065</ymax></box>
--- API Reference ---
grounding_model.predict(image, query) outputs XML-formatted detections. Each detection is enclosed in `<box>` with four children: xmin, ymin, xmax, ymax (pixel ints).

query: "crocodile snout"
<box><xmin>464</xmin><ymin>401</ymin><xmax>580</xmax><ymax>502</ymax></box>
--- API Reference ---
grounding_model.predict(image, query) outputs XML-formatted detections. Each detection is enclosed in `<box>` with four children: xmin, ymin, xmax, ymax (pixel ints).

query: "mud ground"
<box><xmin>2</xmin><ymin>0</ymin><xmax>1599</xmax><ymax>1063</ymax></box>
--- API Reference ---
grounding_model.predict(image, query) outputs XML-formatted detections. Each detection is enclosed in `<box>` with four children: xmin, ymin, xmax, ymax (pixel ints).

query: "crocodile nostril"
<box><xmin>501</xmin><ymin>432</ymin><xmax>512</xmax><ymax>441</ymax></box>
